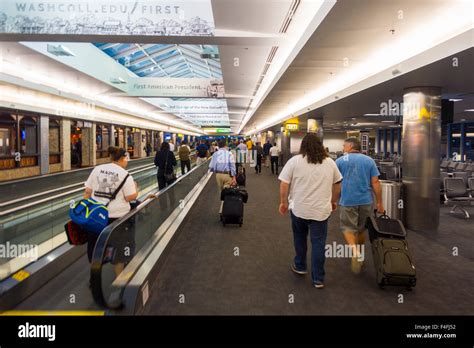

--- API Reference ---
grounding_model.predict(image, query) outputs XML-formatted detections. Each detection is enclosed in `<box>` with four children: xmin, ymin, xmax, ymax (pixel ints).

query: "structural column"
<box><xmin>81</xmin><ymin>123</ymin><xmax>96</xmax><ymax>167</ymax></box>
<box><xmin>307</xmin><ymin>118</ymin><xmax>323</xmax><ymax>141</ymax></box>
<box><xmin>390</xmin><ymin>129</ymin><xmax>395</xmax><ymax>154</ymax></box>
<box><xmin>383</xmin><ymin>129</ymin><xmax>388</xmax><ymax>156</ymax></box>
<box><xmin>397</xmin><ymin>128</ymin><xmax>402</xmax><ymax>154</ymax></box>
<box><xmin>460</xmin><ymin>122</ymin><xmax>466</xmax><ymax>162</ymax></box>
<box><xmin>109</xmin><ymin>125</ymin><xmax>115</xmax><ymax>147</ymax></box>
<box><xmin>402</xmin><ymin>86</ymin><xmax>441</xmax><ymax>232</ymax></box>
<box><xmin>280</xmin><ymin>127</ymin><xmax>291</xmax><ymax>165</ymax></box>
<box><xmin>61</xmin><ymin>119</ymin><xmax>71</xmax><ymax>171</ymax></box>
<box><xmin>39</xmin><ymin>115</ymin><xmax>49</xmax><ymax>175</ymax></box>
<box><xmin>447</xmin><ymin>123</ymin><xmax>452</xmax><ymax>159</ymax></box>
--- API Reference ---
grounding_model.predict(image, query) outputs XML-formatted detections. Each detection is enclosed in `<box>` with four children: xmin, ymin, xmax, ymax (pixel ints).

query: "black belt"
<box><xmin>215</xmin><ymin>170</ymin><xmax>231</xmax><ymax>175</ymax></box>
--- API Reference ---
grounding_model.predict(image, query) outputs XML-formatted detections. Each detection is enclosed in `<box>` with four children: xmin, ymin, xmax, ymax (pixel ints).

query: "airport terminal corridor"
<box><xmin>141</xmin><ymin>165</ymin><xmax>474</xmax><ymax>315</ymax></box>
<box><xmin>0</xmin><ymin>0</ymin><xmax>473</xmax><ymax>345</ymax></box>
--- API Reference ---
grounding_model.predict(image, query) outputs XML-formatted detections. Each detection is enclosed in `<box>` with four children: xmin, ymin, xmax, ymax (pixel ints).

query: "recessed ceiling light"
<box><xmin>464</xmin><ymin>109</ymin><xmax>474</xmax><ymax>112</ymax></box>
<box><xmin>364</xmin><ymin>113</ymin><xmax>381</xmax><ymax>116</ymax></box>
<box><xmin>449</xmin><ymin>98</ymin><xmax>462</xmax><ymax>102</ymax></box>
<box><xmin>381</xmin><ymin>120</ymin><xmax>394</xmax><ymax>123</ymax></box>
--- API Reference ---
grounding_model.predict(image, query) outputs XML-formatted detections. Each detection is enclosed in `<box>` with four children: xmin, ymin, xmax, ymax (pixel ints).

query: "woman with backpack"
<box><xmin>154</xmin><ymin>141</ymin><xmax>177</xmax><ymax>190</ymax></box>
<box><xmin>83</xmin><ymin>146</ymin><xmax>138</xmax><ymax>273</ymax></box>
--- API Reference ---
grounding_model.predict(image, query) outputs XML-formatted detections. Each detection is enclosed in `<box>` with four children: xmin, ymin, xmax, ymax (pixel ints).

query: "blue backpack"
<box><xmin>70</xmin><ymin>174</ymin><xmax>129</xmax><ymax>234</ymax></box>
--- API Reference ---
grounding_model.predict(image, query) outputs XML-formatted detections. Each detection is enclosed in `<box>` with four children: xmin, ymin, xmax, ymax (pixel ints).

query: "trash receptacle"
<box><xmin>379</xmin><ymin>180</ymin><xmax>403</xmax><ymax>220</ymax></box>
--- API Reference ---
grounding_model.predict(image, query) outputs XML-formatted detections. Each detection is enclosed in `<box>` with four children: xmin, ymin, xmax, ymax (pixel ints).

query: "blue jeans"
<box><xmin>290</xmin><ymin>211</ymin><xmax>328</xmax><ymax>284</ymax></box>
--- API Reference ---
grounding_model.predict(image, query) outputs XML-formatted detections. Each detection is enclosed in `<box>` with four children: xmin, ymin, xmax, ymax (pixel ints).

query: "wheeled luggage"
<box><xmin>220</xmin><ymin>187</ymin><xmax>248</xmax><ymax>227</ymax></box>
<box><xmin>366</xmin><ymin>211</ymin><xmax>416</xmax><ymax>289</ymax></box>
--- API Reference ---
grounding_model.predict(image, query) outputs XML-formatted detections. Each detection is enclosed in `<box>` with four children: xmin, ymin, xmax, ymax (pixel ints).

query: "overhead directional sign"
<box><xmin>0</xmin><ymin>0</ymin><xmax>215</xmax><ymax>36</ymax></box>
<box><xmin>127</xmin><ymin>78</ymin><xmax>225</xmax><ymax>98</ymax></box>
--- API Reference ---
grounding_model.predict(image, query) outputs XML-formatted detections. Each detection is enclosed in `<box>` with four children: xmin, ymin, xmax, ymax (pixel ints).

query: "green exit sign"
<box><xmin>216</xmin><ymin>128</ymin><xmax>230</xmax><ymax>133</ymax></box>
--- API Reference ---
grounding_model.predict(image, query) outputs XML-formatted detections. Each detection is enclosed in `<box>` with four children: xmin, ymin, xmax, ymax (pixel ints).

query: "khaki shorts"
<box><xmin>339</xmin><ymin>204</ymin><xmax>372</xmax><ymax>234</ymax></box>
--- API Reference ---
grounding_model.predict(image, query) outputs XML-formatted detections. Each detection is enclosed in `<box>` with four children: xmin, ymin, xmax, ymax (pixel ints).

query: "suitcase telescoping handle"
<box><xmin>373</xmin><ymin>209</ymin><xmax>390</xmax><ymax>219</ymax></box>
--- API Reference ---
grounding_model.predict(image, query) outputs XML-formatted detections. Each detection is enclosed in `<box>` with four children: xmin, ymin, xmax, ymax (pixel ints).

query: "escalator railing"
<box><xmin>90</xmin><ymin>159</ymin><xmax>210</xmax><ymax>309</ymax></box>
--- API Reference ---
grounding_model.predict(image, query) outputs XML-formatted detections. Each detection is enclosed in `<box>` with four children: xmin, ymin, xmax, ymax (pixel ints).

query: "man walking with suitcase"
<box><xmin>336</xmin><ymin>137</ymin><xmax>384</xmax><ymax>274</ymax></box>
<box><xmin>209</xmin><ymin>139</ymin><xmax>237</xmax><ymax>214</ymax></box>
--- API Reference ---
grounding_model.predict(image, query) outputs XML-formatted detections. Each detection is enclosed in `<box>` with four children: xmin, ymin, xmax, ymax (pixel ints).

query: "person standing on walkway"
<box><xmin>246</xmin><ymin>138</ymin><xmax>253</xmax><ymax>163</ymax></box>
<box><xmin>209</xmin><ymin>139</ymin><xmax>237</xmax><ymax>192</ymax></box>
<box><xmin>209</xmin><ymin>139</ymin><xmax>237</xmax><ymax>214</ymax></box>
<box><xmin>335</xmin><ymin>137</ymin><xmax>384</xmax><ymax>274</ymax></box>
<box><xmin>236</xmin><ymin>139</ymin><xmax>248</xmax><ymax>167</ymax></box>
<box><xmin>263</xmin><ymin>140</ymin><xmax>272</xmax><ymax>168</ymax></box>
<box><xmin>178</xmin><ymin>140</ymin><xmax>191</xmax><ymax>174</ymax></box>
<box><xmin>279</xmin><ymin>134</ymin><xmax>342</xmax><ymax>289</ymax></box>
<box><xmin>154</xmin><ymin>142</ymin><xmax>177</xmax><ymax>190</ymax></box>
<box><xmin>270</xmin><ymin>142</ymin><xmax>281</xmax><ymax>175</ymax></box>
<box><xmin>168</xmin><ymin>140</ymin><xmax>175</xmax><ymax>152</ymax></box>
<box><xmin>84</xmin><ymin>146</ymin><xmax>138</xmax><ymax>277</ymax></box>
<box><xmin>255</xmin><ymin>142</ymin><xmax>264</xmax><ymax>174</ymax></box>
<box><xmin>196</xmin><ymin>140</ymin><xmax>209</xmax><ymax>165</ymax></box>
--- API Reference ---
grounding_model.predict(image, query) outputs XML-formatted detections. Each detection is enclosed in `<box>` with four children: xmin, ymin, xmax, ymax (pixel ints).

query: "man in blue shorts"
<box><xmin>336</xmin><ymin>138</ymin><xmax>384</xmax><ymax>274</ymax></box>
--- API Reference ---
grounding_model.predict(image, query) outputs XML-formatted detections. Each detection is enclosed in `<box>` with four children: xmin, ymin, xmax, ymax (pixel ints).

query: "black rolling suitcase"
<box><xmin>366</xmin><ymin>211</ymin><xmax>416</xmax><ymax>289</ymax></box>
<box><xmin>220</xmin><ymin>187</ymin><xmax>248</xmax><ymax>227</ymax></box>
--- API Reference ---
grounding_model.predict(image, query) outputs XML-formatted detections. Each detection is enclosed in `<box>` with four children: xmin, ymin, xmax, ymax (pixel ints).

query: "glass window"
<box><xmin>0</xmin><ymin>112</ymin><xmax>16</xmax><ymax>156</ymax></box>
<box><xmin>19</xmin><ymin>115</ymin><xmax>38</xmax><ymax>155</ymax></box>
<box><xmin>96</xmin><ymin>124</ymin><xmax>110</xmax><ymax>159</ymax></box>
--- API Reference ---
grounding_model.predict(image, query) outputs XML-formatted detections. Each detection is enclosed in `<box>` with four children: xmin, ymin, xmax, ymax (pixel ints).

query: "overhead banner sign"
<box><xmin>0</xmin><ymin>0</ymin><xmax>215</xmax><ymax>36</ymax></box>
<box><xmin>145</xmin><ymin>98</ymin><xmax>228</xmax><ymax>114</ymax></box>
<box><xmin>128</xmin><ymin>78</ymin><xmax>225</xmax><ymax>98</ymax></box>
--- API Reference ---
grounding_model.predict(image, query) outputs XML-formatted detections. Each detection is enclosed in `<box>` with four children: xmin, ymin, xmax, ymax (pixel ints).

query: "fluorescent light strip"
<box><xmin>0</xmin><ymin>60</ymin><xmax>203</xmax><ymax>134</ymax></box>
<box><xmin>0</xmin><ymin>85</ymin><xmax>202</xmax><ymax>135</ymax></box>
<box><xmin>245</xmin><ymin>2</ymin><xmax>473</xmax><ymax>135</ymax></box>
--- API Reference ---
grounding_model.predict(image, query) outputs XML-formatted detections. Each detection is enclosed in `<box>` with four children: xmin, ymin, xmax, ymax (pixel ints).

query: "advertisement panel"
<box><xmin>0</xmin><ymin>0</ymin><xmax>214</xmax><ymax>36</ymax></box>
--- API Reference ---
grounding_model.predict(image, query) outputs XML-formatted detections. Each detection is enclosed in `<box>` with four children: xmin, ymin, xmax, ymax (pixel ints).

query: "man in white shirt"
<box><xmin>169</xmin><ymin>140</ymin><xmax>175</xmax><ymax>152</ymax></box>
<box><xmin>278</xmin><ymin>134</ymin><xmax>342</xmax><ymax>289</ymax></box>
<box><xmin>269</xmin><ymin>143</ymin><xmax>281</xmax><ymax>175</ymax></box>
<box><xmin>236</xmin><ymin>139</ymin><xmax>248</xmax><ymax>165</ymax></box>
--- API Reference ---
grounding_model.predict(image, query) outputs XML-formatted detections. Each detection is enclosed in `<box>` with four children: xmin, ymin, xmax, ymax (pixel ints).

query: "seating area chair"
<box><xmin>453</xmin><ymin>172</ymin><xmax>470</xmax><ymax>186</ymax></box>
<box><xmin>455</xmin><ymin>162</ymin><xmax>468</xmax><ymax>171</ymax></box>
<box><xmin>443</xmin><ymin>177</ymin><xmax>474</xmax><ymax>218</ymax></box>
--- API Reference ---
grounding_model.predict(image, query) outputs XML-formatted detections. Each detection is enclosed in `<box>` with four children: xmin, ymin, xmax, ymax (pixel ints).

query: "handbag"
<box><xmin>64</xmin><ymin>220</ymin><xmax>88</xmax><ymax>245</ymax></box>
<box><xmin>164</xmin><ymin>150</ymin><xmax>177</xmax><ymax>183</ymax></box>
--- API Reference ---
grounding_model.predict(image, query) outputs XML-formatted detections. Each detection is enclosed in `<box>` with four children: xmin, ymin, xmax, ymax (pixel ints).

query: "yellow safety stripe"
<box><xmin>0</xmin><ymin>311</ymin><xmax>105</xmax><ymax>316</ymax></box>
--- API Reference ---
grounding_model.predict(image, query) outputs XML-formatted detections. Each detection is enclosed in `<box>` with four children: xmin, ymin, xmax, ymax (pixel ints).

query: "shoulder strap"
<box><xmin>106</xmin><ymin>173</ymin><xmax>130</xmax><ymax>207</ymax></box>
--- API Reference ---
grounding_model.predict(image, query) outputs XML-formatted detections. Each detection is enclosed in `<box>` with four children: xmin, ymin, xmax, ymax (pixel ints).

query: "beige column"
<box><xmin>81</xmin><ymin>123</ymin><xmax>96</xmax><ymax>167</ymax></box>
<box><xmin>61</xmin><ymin>119</ymin><xmax>71</xmax><ymax>171</ymax></box>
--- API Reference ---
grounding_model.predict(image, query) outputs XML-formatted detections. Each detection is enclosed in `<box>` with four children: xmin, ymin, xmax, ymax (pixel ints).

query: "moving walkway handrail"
<box><xmin>90</xmin><ymin>159</ymin><xmax>209</xmax><ymax>309</ymax></box>
<box><xmin>0</xmin><ymin>164</ymin><xmax>156</xmax><ymax>216</ymax></box>
<box><xmin>0</xmin><ymin>155</ymin><xmax>153</xmax><ymax>186</ymax></box>
<box><xmin>0</xmin><ymin>162</ymin><xmax>154</xmax><ymax>208</ymax></box>
<box><xmin>0</xmin><ymin>151</ymin><xmax>196</xmax><ymax>215</ymax></box>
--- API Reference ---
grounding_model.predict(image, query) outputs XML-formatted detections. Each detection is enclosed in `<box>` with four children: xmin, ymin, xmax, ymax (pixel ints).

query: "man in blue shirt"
<box><xmin>196</xmin><ymin>140</ymin><xmax>209</xmax><ymax>165</ymax></box>
<box><xmin>336</xmin><ymin>137</ymin><xmax>384</xmax><ymax>274</ymax></box>
<box><xmin>209</xmin><ymin>139</ymin><xmax>237</xmax><ymax>192</ymax></box>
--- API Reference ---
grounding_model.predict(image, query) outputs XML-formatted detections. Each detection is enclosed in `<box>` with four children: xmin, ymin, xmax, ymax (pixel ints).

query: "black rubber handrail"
<box><xmin>90</xmin><ymin>158</ymin><xmax>209</xmax><ymax>309</ymax></box>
